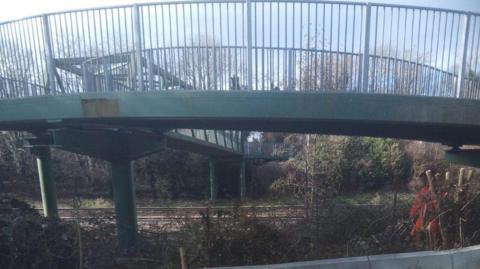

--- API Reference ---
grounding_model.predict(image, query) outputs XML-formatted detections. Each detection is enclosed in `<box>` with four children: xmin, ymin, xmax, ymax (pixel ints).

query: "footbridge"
<box><xmin>1</xmin><ymin>1</ymin><xmax>480</xmax><ymax>250</ymax></box>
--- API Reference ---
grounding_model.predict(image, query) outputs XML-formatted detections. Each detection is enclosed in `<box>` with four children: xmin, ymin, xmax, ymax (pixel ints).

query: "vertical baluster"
<box><xmin>134</xmin><ymin>4</ymin><xmax>144</xmax><ymax>91</ymax></box>
<box><xmin>457</xmin><ymin>13</ymin><xmax>471</xmax><ymax>98</ymax></box>
<box><xmin>361</xmin><ymin>4</ymin><xmax>371</xmax><ymax>92</ymax></box>
<box><xmin>42</xmin><ymin>15</ymin><xmax>56</xmax><ymax>95</ymax></box>
<box><xmin>246</xmin><ymin>0</ymin><xmax>253</xmax><ymax>91</ymax></box>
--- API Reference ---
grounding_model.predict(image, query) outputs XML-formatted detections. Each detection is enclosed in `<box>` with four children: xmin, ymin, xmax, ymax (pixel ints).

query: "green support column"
<box><xmin>209</xmin><ymin>159</ymin><xmax>217</xmax><ymax>201</ymax></box>
<box><xmin>239</xmin><ymin>160</ymin><xmax>246</xmax><ymax>201</ymax></box>
<box><xmin>35</xmin><ymin>147</ymin><xmax>58</xmax><ymax>218</ymax></box>
<box><xmin>111</xmin><ymin>159</ymin><xmax>137</xmax><ymax>249</ymax></box>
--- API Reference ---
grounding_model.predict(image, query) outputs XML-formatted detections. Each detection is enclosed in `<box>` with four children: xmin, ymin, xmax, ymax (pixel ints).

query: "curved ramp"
<box><xmin>2</xmin><ymin>0</ymin><xmax>480</xmax><ymax>250</ymax></box>
<box><xmin>1</xmin><ymin>1</ymin><xmax>480</xmax><ymax>99</ymax></box>
<box><xmin>1</xmin><ymin>91</ymin><xmax>480</xmax><ymax>146</ymax></box>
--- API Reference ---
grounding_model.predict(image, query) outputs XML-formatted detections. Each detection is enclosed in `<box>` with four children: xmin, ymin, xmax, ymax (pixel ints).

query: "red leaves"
<box><xmin>411</xmin><ymin>218</ymin><xmax>423</xmax><ymax>236</ymax></box>
<box><xmin>410</xmin><ymin>185</ymin><xmax>442</xmax><ymax>237</ymax></box>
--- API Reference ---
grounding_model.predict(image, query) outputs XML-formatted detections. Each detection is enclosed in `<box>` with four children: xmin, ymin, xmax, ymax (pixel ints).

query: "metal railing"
<box><xmin>244</xmin><ymin>141</ymin><xmax>291</xmax><ymax>158</ymax></box>
<box><xmin>0</xmin><ymin>1</ymin><xmax>479</xmax><ymax>99</ymax></box>
<box><xmin>173</xmin><ymin>128</ymin><xmax>244</xmax><ymax>152</ymax></box>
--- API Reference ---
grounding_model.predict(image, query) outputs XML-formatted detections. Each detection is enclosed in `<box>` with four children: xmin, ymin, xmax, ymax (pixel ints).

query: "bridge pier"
<box><xmin>209</xmin><ymin>159</ymin><xmax>217</xmax><ymax>201</ymax></box>
<box><xmin>239</xmin><ymin>160</ymin><xmax>246</xmax><ymax>201</ymax></box>
<box><xmin>25</xmin><ymin>128</ymin><xmax>243</xmax><ymax>249</ymax></box>
<box><xmin>25</xmin><ymin>129</ymin><xmax>167</xmax><ymax>249</ymax></box>
<box><xmin>111</xmin><ymin>159</ymin><xmax>137</xmax><ymax>249</ymax></box>
<box><xmin>32</xmin><ymin>147</ymin><xmax>58</xmax><ymax>218</ymax></box>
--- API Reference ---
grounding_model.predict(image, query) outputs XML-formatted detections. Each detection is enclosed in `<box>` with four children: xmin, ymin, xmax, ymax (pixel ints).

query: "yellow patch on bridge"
<box><xmin>81</xmin><ymin>98</ymin><xmax>119</xmax><ymax>117</ymax></box>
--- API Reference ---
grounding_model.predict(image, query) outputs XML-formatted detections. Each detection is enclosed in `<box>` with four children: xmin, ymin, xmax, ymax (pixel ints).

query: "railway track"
<box><xmin>38</xmin><ymin>205</ymin><xmax>307</xmax><ymax>230</ymax></box>
<box><xmin>55</xmin><ymin>205</ymin><xmax>305</xmax><ymax>219</ymax></box>
<box><xmin>37</xmin><ymin>204</ymin><xmax>385</xmax><ymax>230</ymax></box>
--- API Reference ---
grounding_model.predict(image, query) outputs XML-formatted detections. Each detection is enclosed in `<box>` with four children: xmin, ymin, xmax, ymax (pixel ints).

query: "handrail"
<box><xmin>2</xmin><ymin>0</ymin><xmax>479</xmax><ymax>25</ymax></box>
<box><xmin>0</xmin><ymin>1</ymin><xmax>479</xmax><ymax>99</ymax></box>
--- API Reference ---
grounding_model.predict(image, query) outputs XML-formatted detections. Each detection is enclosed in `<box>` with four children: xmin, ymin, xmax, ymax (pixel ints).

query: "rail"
<box><xmin>0</xmin><ymin>1</ymin><xmax>479</xmax><ymax>99</ymax></box>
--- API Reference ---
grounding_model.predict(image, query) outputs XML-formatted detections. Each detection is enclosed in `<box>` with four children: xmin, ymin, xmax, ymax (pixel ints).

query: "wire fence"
<box><xmin>0</xmin><ymin>1</ymin><xmax>479</xmax><ymax>99</ymax></box>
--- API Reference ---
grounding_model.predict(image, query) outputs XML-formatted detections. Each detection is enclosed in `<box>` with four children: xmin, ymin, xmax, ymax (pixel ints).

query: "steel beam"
<box><xmin>2</xmin><ymin>91</ymin><xmax>480</xmax><ymax>146</ymax></box>
<box><xmin>33</xmin><ymin>147</ymin><xmax>58</xmax><ymax>218</ymax></box>
<box><xmin>444</xmin><ymin>148</ymin><xmax>480</xmax><ymax>168</ymax></box>
<box><xmin>111</xmin><ymin>159</ymin><xmax>137</xmax><ymax>249</ymax></box>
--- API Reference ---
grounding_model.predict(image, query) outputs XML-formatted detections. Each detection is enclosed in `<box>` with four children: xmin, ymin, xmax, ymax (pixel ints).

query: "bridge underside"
<box><xmin>1</xmin><ymin>91</ymin><xmax>479</xmax><ymax>146</ymax></box>
<box><xmin>2</xmin><ymin>91</ymin><xmax>480</xmax><ymax>249</ymax></box>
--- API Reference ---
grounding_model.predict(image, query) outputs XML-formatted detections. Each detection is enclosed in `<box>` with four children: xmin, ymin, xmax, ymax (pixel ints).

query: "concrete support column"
<box><xmin>111</xmin><ymin>159</ymin><xmax>137</xmax><ymax>249</ymax></box>
<box><xmin>35</xmin><ymin>147</ymin><xmax>58</xmax><ymax>218</ymax></box>
<box><xmin>209</xmin><ymin>159</ymin><xmax>217</xmax><ymax>201</ymax></box>
<box><xmin>239</xmin><ymin>160</ymin><xmax>246</xmax><ymax>201</ymax></box>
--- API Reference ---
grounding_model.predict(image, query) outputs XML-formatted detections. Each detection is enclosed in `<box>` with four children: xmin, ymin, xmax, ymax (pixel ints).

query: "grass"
<box><xmin>23</xmin><ymin>197</ymin><xmax>113</xmax><ymax>209</ymax></box>
<box><xmin>334</xmin><ymin>190</ymin><xmax>413</xmax><ymax>206</ymax></box>
<box><xmin>134</xmin><ymin>195</ymin><xmax>302</xmax><ymax>207</ymax></box>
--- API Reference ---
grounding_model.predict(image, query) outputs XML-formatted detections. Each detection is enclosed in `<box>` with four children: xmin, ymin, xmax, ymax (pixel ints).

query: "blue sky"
<box><xmin>0</xmin><ymin>0</ymin><xmax>479</xmax><ymax>22</ymax></box>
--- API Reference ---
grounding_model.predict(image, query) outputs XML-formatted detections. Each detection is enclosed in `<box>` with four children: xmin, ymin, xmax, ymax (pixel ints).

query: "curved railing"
<box><xmin>1</xmin><ymin>1</ymin><xmax>480</xmax><ymax>99</ymax></box>
<box><xmin>244</xmin><ymin>141</ymin><xmax>292</xmax><ymax>158</ymax></box>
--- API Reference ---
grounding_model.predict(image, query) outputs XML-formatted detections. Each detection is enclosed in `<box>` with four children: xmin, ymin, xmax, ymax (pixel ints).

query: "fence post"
<box><xmin>209</xmin><ymin>159</ymin><xmax>217</xmax><ymax>201</ymax></box>
<box><xmin>288</xmin><ymin>49</ymin><xmax>294</xmax><ymax>91</ymax></box>
<box><xmin>246</xmin><ymin>0</ymin><xmax>253</xmax><ymax>91</ymax></box>
<box><xmin>147</xmin><ymin>50</ymin><xmax>154</xmax><ymax>91</ymax></box>
<box><xmin>239</xmin><ymin>159</ymin><xmax>246</xmax><ymax>201</ymax></box>
<box><xmin>133</xmin><ymin>4</ymin><xmax>144</xmax><ymax>91</ymax></box>
<box><xmin>82</xmin><ymin>63</ymin><xmax>93</xmax><ymax>92</ymax></box>
<box><xmin>103</xmin><ymin>58</ymin><xmax>112</xmax><ymax>91</ymax></box>
<box><xmin>456</xmin><ymin>13</ymin><xmax>471</xmax><ymax>98</ymax></box>
<box><xmin>42</xmin><ymin>15</ymin><xmax>56</xmax><ymax>95</ymax></box>
<box><xmin>361</xmin><ymin>3</ymin><xmax>371</xmax><ymax>93</ymax></box>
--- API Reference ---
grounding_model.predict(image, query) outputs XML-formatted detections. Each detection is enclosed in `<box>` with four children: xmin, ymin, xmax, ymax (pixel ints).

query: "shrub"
<box><xmin>0</xmin><ymin>195</ymin><xmax>79</xmax><ymax>269</ymax></box>
<box><xmin>175</xmin><ymin>207</ymin><xmax>294</xmax><ymax>267</ymax></box>
<box><xmin>272</xmin><ymin>135</ymin><xmax>410</xmax><ymax>197</ymax></box>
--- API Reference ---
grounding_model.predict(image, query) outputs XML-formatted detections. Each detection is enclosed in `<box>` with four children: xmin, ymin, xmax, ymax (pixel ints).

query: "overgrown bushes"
<box><xmin>176</xmin><ymin>207</ymin><xmax>290</xmax><ymax>267</ymax></box>
<box><xmin>0</xmin><ymin>195</ymin><xmax>79</xmax><ymax>269</ymax></box>
<box><xmin>270</xmin><ymin>135</ymin><xmax>410</xmax><ymax>200</ymax></box>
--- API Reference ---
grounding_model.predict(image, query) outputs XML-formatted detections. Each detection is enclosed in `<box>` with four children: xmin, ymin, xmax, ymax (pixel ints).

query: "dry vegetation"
<box><xmin>1</xmin><ymin>133</ymin><xmax>480</xmax><ymax>268</ymax></box>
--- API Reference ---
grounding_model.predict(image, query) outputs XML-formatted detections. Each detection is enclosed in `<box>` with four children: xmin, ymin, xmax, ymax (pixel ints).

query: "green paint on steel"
<box><xmin>444</xmin><ymin>149</ymin><xmax>480</xmax><ymax>168</ymax></box>
<box><xmin>209</xmin><ymin>159</ymin><xmax>217</xmax><ymax>201</ymax></box>
<box><xmin>111</xmin><ymin>159</ymin><xmax>137</xmax><ymax>249</ymax></box>
<box><xmin>0</xmin><ymin>92</ymin><xmax>479</xmax><ymax>145</ymax></box>
<box><xmin>244</xmin><ymin>154</ymin><xmax>289</xmax><ymax>161</ymax></box>
<box><xmin>33</xmin><ymin>129</ymin><xmax>165</xmax><ymax>161</ymax></box>
<box><xmin>164</xmin><ymin>132</ymin><xmax>242</xmax><ymax>158</ymax></box>
<box><xmin>29</xmin><ymin>128</ymin><xmax>241</xmax><ymax>161</ymax></box>
<box><xmin>33</xmin><ymin>147</ymin><xmax>58</xmax><ymax>218</ymax></box>
<box><xmin>239</xmin><ymin>160</ymin><xmax>246</xmax><ymax>201</ymax></box>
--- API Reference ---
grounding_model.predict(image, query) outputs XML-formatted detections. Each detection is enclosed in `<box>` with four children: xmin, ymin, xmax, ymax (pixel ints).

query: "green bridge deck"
<box><xmin>2</xmin><ymin>90</ymin><xmax>480</xmax><ymax>248</ymax></box>
<box><xmin>1</xmin><ymin>91</ymin><xmax>479</xmax><ymax>146</ymax></box>
<box><xmin>2</xmin><ymin>0</ymin><xmax>480</xmax><ymax>251</ymax></box>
